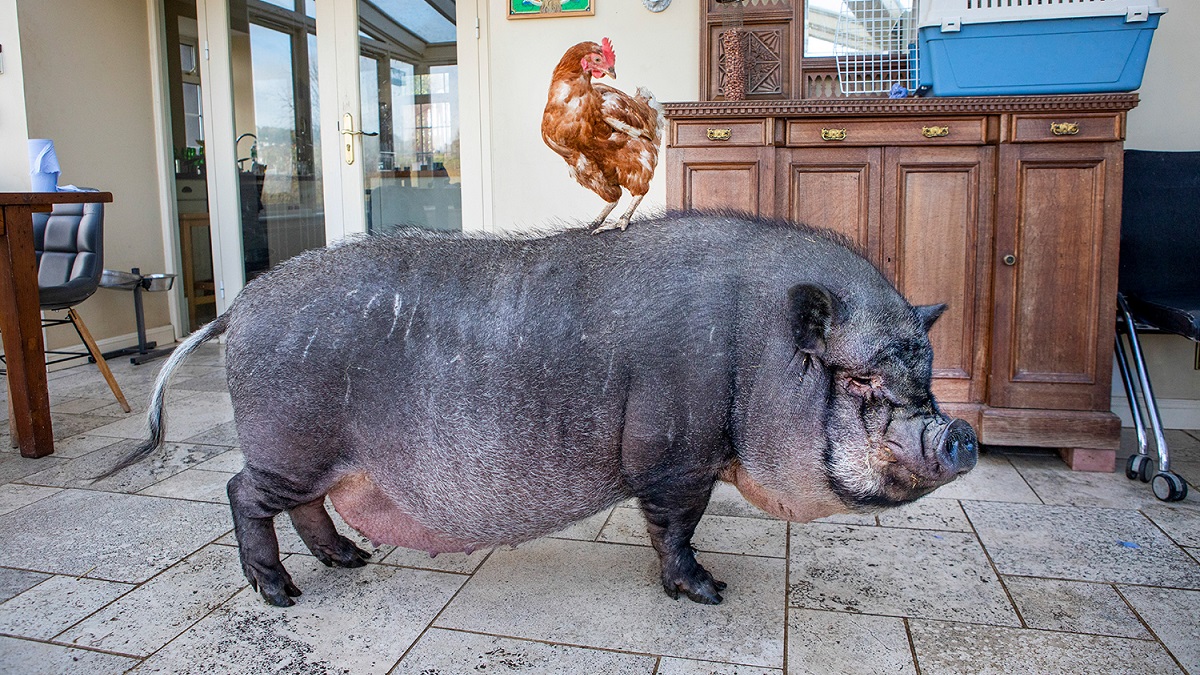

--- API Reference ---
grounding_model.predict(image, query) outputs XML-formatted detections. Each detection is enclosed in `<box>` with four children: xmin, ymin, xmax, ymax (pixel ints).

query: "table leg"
<box><xmin>0</xmin><ymin>205</ymin><xmax>55</xmax><ymax>457</ymax></box>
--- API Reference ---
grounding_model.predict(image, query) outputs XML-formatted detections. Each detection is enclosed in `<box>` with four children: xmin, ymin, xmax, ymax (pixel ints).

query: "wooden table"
<box><xmin>1</xmin><ymin>191</ymin><xmax>113</xmax><ymax>458</ymax></box>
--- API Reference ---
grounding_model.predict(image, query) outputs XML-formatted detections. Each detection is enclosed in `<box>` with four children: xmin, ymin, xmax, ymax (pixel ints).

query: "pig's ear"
<box><xmin>788</xmin><ymin>283</ymin><xmax>846</xmax><ymax>355</ymax></box>
<box><xmin>914</xmin><ymin>304</ymin><xmax>947</xmax><ymax>333</ymax></box>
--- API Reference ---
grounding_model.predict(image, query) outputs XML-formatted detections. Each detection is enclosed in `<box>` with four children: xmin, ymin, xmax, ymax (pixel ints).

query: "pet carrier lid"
<box><xmin>918</xmin><ymin>0</ymin><xmax>1166</xmax><ymax>31</ymax></box>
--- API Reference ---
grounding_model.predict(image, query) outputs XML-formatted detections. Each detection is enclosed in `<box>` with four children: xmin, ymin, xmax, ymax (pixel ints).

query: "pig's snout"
<box><xmin>937</xmin><ymin>419</ymin><xmax>978</xmax><ymax>476</ymax></box>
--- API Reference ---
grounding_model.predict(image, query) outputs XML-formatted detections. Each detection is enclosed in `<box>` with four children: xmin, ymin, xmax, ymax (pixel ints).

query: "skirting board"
<box><xmin>1111</xmin><ymin>396</ymin><xmax>1200</xmax><ymax>430</ymax></box>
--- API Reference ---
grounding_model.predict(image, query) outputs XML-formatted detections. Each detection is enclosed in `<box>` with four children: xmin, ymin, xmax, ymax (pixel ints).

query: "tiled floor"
<box><xmin>1</xmin><ymin>344</ymin><xmax>1198</xmax><ymax>674</ymax></box>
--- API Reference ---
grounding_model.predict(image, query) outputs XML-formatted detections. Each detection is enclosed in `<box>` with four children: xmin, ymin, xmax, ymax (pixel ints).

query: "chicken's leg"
<box><xmin>588</xmin><ymin>201</ymin><xmax>619</xmax><ymax>234</ymax></box>
<box><xmin>592</xmin><ymin>195</ymin><xmax>645</xmax><ymax>234</ymax></box>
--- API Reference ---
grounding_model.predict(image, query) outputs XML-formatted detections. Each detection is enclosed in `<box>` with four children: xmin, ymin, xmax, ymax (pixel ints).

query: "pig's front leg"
<box><xmin>639</xmin><ymin>482</ymin><xmax>726</xmax><ymax>604</ymax></box>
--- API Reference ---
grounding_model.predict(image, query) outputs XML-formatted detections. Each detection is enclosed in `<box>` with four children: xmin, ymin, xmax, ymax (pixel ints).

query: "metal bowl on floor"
<box><xmin>141</xmin><ymin>273</ymin><xmax>176</xmax><ymax>292</ymax></box>
<box><xmin>100</xmin><ymin>269</ymin><xmax>141</xmax><ymax>290</ymax></box>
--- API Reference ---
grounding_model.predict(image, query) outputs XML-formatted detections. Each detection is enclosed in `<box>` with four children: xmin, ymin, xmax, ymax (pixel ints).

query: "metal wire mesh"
<box><xmin>834</xmin><ymin>0</ymin><xmax>920</xmax><ymax>95</ymax></box>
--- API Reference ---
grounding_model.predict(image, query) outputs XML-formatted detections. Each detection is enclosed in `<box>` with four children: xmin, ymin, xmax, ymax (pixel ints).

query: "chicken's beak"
<box><xmin>606</xmin><ymin>66</ymin><xmax>617</xmax><ymax>80</ymax></box>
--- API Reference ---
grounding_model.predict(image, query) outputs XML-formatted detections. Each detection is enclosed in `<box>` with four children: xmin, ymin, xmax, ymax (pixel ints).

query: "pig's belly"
<box><xmin>327</xmin><ymin>470</ymin><xmax>622</xmax><ymax>555</ymax></box>
<box><xmin>328</xmin><ymin>473</ymin><xmax>473</xmax><ymax>554</ymax></box>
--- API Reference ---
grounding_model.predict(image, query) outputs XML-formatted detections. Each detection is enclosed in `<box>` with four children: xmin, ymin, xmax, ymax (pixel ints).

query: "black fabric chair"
<box><xmin>11</xmin><ymin>202</ymin><xmax>130</xmax><ymax>413</ymax></box>
<box><xmin>1114</xmin><ymin>150</ymin><xmax>1200</xmax><ymax>502</ymax></box>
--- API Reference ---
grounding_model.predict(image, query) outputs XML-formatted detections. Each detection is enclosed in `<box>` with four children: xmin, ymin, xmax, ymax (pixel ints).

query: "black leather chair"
<box><xmin>22</xmin><ymin>202</ymin><xmax>130</xmax><ymax>412</ymax></box>
<box><xmin>1114</xmin><ymin>150</ymin><xmax>1199</xmax><ymax>502</ymax></box>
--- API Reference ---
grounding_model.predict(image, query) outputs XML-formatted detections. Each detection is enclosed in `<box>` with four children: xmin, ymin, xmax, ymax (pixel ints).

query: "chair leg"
<box><xmin>67</xmin><ymin>308</ymin><xmax>132</xmax><ymax>413</ymax></box>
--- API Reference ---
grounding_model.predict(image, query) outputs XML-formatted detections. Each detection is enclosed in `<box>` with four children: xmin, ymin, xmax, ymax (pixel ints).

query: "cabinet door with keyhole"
<box><xmin>990</xmin><ymin>141</ymin><xmax>1123</xmax><ymax>411</ymax></box>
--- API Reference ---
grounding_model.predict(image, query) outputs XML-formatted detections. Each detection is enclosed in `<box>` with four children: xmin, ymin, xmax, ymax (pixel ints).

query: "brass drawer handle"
<box><xmin>821</xmin><ymin>128</ymin><xmax>848</xmax><ymax>141</ymax></box>
<box><xmin>1050</xmin><ymin>122</ymin><xmax>1080</xmax><ymax>136</ymax></box>
<box><xmin>706</xmin><ymin>128</ymin><xmax>732</xmax><ymax>141</ymax></box>
<box><xmin>922</xmin><ymin>125</ymin><xmax>950</xmax><ymax>138</ymax></box>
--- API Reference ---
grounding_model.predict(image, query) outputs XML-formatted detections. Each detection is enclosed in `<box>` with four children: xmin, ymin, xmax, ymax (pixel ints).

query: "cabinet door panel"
<box><xmin>883</xmin><ymin>146</ymin><xmax>993</xmax><ymax>404</ymax></box>
<box><xmin>990</xmin><ymin>142</ymin><xmax>1122</xmax><ymax>411</ymax></box>
<box><xmin>667</xmin><ymin>146</ymin><xmax>773</xmax><ymax>217</ymax></box>
<box><xmin>777</xmin><ymin>147</ymin><xmax>881</xmax><ymax>259</ymax></box>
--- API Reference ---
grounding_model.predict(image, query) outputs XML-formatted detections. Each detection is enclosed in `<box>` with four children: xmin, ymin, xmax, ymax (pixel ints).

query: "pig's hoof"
<box><xmin>663</xmin><ymin>569</ymin><xmax>727</xmax><ymax>605</ymax></box>
<box><xmin>244</xmin><ymin>563</ymin><xmax>302</xmax><ymax>607</ymax></box>
<box><xmin>311</xmin><ymin>535</ymin><xmax>372</xmax><ymax>568</ymax></box>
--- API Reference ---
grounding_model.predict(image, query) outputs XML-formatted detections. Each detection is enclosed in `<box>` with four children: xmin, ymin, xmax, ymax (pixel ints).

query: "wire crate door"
<box><xmin>834</xmin><ymin>0</ymin><xmax>920</xmax><ymax>95</ymax></box>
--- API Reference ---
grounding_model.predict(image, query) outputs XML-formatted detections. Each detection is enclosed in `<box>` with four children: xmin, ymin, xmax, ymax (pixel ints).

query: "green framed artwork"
<box><xmin>509</xmin><ymin>0</ymin><xmax>594</xmax><ymax>19</ymax></box>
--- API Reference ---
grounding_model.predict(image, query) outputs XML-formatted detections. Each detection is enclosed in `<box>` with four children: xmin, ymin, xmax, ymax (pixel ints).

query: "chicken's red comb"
<box><xmin>601</xmin><ymin>37</ymin><xmax>616</xmax><ymax>66</ymax></box>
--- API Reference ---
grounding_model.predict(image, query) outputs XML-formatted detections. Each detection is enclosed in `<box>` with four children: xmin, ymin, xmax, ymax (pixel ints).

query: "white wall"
<box><xmin>0</xmin><ymin>0</ymin><xmax>31</xmax><ymax>189</ymax></box>
<box><xmin>17</xmin><ymin>0</ymin><xmax>172</xmax><ymax>350</ymax></box>
<box><xmin>1115</xmin><ymin>0</ymin><xmax>1200</xmax><ymax>426</ymax></box>
<box><xmin>477</xmin><ymin>0</ymin><xmax>700</xmax><ymax>232</ymax></box>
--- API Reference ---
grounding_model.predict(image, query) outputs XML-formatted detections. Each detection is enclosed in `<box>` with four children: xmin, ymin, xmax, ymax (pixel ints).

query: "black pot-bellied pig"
<box><xmin>105</xmin><ymin>213</ymin><xmax>977</xmax><ymax>607</ymax></box>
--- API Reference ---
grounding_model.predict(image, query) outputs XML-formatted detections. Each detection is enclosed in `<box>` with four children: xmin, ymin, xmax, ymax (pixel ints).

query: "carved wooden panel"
<box><xmin>666</xmin><ymin>146</ymin><xmax>774</xmax><ymax>217</ymax></box>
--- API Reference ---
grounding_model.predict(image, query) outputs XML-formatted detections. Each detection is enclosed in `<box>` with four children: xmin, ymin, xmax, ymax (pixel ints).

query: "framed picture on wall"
<box><xmin>508</xmin><ymin>0</ymin><xmax>594</xmax><ymax>19</ymax></box>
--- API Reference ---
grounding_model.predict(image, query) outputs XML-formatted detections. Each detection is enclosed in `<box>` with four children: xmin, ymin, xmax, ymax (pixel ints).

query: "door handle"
<box><xmin>339</xmin><ymin>113</ymin><xmax>379</xmax><ymax>165</ymax></box>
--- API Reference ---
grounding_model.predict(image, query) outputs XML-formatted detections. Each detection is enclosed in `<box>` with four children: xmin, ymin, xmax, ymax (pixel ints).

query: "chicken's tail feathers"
<box><xmin>637</xmin><ymin>86</ymin><xmax>667</xmax><ymax>143</ymax></box>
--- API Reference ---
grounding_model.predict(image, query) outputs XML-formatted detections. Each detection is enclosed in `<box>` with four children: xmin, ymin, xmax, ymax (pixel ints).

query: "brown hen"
<box><xmin>541</xmin><ymin>38</ymin><xmax>664</xmax><ymax>233</ymax></box>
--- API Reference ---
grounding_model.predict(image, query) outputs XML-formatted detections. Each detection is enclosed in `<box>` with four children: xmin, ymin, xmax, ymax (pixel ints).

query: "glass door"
<box><xmin>227</xmin><ymin>0</ymin><xmax>325</xmax><ymax>282</ymax></box>
<box><xmin>357</xmin><ymin>0</ymin><xmax>462</xmax><ymax>234</ymax></box>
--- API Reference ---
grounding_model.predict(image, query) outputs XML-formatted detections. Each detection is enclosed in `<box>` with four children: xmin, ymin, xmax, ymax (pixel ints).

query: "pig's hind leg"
<box><xmin>638</xmin><ymin>481</ymin><xmax>727</xmax><ymax>605</ymax></box>
<box><xmin>227</xmin><ymin>468</ymin><xmax>369</xmax><ymax>606</ymax></box>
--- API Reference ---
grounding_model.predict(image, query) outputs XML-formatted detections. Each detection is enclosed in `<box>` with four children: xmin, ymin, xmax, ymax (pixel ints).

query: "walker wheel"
<box><xmin>1126</xmin><ymin>454</ymin><xmax>1152</xmax><ymax>482</ymax></box>
<box><xmin>1151</xmin><ymin>472</ymin><xmax>1188</xmax><ymax>502</ymax></box>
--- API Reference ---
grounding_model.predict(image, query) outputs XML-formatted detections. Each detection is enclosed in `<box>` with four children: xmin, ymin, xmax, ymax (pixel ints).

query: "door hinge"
<box><xmin>219</xmin><ymin>281</ymin><xmax>225</xmax><ymax>299</ymax></box>
<box><xmin>475</xmin><ymin>18</ymin><xmax>480</xmax><ymax>39</ymax></box>
<box><xmin>203</xmin><ymin>40</ymin><xmax>210</xmax><ymax>61</ymax></box>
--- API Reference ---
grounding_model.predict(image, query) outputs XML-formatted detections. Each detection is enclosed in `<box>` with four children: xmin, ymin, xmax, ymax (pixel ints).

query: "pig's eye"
<box><xmin>845</xmin><ymin>374</ymin><xmax>883</xmax><ymax>399</ymax></box>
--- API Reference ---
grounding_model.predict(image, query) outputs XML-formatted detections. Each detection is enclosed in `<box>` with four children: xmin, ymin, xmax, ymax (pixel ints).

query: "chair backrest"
<box><xmin>1119</xmin><ymin>150</ymin><xmax>1200</xmax><ymax>300</ymax></box>
<box><xmin>32</xmin><ymin>201</ymin><xmax>104</xmax><ymax>310</ymax></box>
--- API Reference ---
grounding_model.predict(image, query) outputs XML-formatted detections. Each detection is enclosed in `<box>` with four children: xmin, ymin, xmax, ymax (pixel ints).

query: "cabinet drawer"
<box><xmin>1009</xmin><ymin>113</ymin><xmax>1122</xmax><ymax>143</ymax></box>
<box><xmin>787</xmin><ymin>118</ymin><xmax>988</xmax><ymax>147</ymax></box>
<box><xmin>672</xmin><ymin>120</ymin><xmax>768</xmax><ymax>147</ymax></box>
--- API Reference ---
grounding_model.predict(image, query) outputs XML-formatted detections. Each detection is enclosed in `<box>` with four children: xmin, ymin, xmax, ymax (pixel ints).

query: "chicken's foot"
<box><xmin>591</xmin><ymin>195</ymin><xmax>644</xmax><ymax>235</ymax></box>
<box><xmin>588</xmin><ymin>201</ymin><xmax>619</xmax><ymax>234</ymax></box>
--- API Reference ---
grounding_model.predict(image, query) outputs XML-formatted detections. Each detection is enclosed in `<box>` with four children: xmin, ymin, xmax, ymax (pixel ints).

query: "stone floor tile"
<box><xmin>1010</xmin><ymin>454</ymin><xmax>1198</xmax><ymax>510</ymax></box>
<box><xmin>49</xmin><ymin>411</ymin><xmax>126</xmax><ymax>440</ymax></box>
<box><xmin>876</xmin><ymin>498</ymin><xmax>971</xmax><ymax>532</ymax></box>
<box><xmin>51</xmin><ymin>396</ymin><xmax>115</xmax><ymax>415</ymax></box>
<box><xmin>908</xmin><ymin>620</ymin><xmax>1181</xmax><ymax>674</ymax></box>
<box><xmin>927</xmin><ymin>452</ymin><xmax>1041</xmax><ymax>503</ymax></box>
<box><xmin>173</xmin><ymin>371</ymin><xmax>230</xmax><ymax>393</ymax></box>
<box><xmin>183</xmin><ymin>420</ymin><xmax>240</xmax><ymax>447</ymax></box>
<box><xmin>0</xmin><ymin>483</ymin><xmax>61</xmax><ymax>516</ymax></box>
<box><xmin>656</xmin><ymin>657</ymin><xmax>781</xmax><ymax>674</ymax></box>
<box><xmin>963</xmin><ymin>501</ymin><xmax>1200</xmax><ymax>588</ymax></box>
<box><xmin>547</xmin><ymin>507</ymin><xmax>615</xmax><ymax>541</ymax></box>
<box><xmin>0</xmin><ymin>635</ymin><xmax>138</xmax><ymax>674</ymax></box>
<box><xmin>139</xmin><ymin>468</ymin><xmax>234</xmax><ymax>503</ymax></box>
<box><xmin>60</xmin><ymin>545</ymin><xmax>249</xmax><ymax>657</ymax></box>
<box><xmin>391</xmin><ymin>628</ymin><xmax>658</xmax><ymax>674</ymax></box>
<box><xmin>813</xmin><ymin>512</ymin><xmax>878</xmax><ymax>526</ymax></box>
<box><xmin>1120</xmin><ymin>585</ymin><xmax>1200</xmax><ymax>672</ymax></box>
<box><xmin>88</xmin><ymin>391</ymin><xmax>232</xmax><ymax>442</ymax></box>
<box><xmin>0</xmin><ymin>453</ymin><xmax>68</xmax><ymax>484</ymax></box>
<box><xmin>786</xmin><ymin>609</ymin><xmax>916</xmax><ymax>675</ymax></box>
<box><xmin>599</xmin><ymin>506</ymin><xmax>787</xmax><ymax>558</ymax></box>
<box><xmin>0</xmin><ymin>489</ymin><xmax>229</xmax><ymax>583</ymax></box>
<box><xmin>1002</xmin><ymin>576</ymin><xmax>1148</xmax><ymax>639</ymax></box>
<box><xmin>194</xmin><ymin>447</ymin><xmax>244</xmax><ymax>472</ymax></box>
<box><xmin>1142</xmin><ymin>501</ymin><xmax>1200</xmax><ymax>548</ymax></box>
<box><xmin>0</xmin><ymin>574</ymin><xmax>132</xmax><ymax>640</ymax></box>
<box><xmin>0</xmin><ymin>567</ymin><xmax>50</xmax><ymax>603</ymax></box>
<box><xmin>47</xmin><ymin>433</ymin><xmax>128</xmax><ymax>459</ymax></box>
<box><xmin>435</xmin><ymin>538</ymin><xmax>787</xmax><ymax>669</ymax></box>
<box><xmin>134</xmin><ymin>555</ymin><xmax>464</xmax><ymax>674</ymax></box>
<box><xmin>20</xmin><ymin>440</ymin><xmax>226</xmax><ymax>494</ymax></box>
<box><xmin>788</xmin><ymin>524</ymin><xmax>1018</xmax><ymax>626</ymax></box>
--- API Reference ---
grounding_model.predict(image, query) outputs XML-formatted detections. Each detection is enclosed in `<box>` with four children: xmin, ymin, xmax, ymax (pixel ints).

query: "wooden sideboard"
<box><xmin>663</xmin><ymin>94</ymin><xmax>1139</xmax><ymax>470</ymax></box>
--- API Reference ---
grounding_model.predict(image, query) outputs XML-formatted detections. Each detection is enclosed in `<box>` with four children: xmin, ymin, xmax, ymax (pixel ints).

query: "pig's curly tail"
<box><xmin>93</xmin><ymin>313</ymin><xmax>229</xmax><ymax>480</ymax></box>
